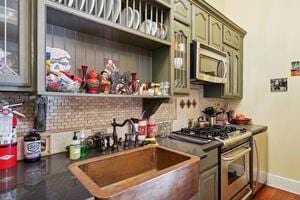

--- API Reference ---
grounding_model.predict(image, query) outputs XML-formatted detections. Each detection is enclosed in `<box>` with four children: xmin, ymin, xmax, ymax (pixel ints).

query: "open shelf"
<box><xmin>39</xmin><ymin>91</ymin><xmax>171</xmax><ymax>99</ymax></box>
<box><xmin>46</xmin><ymin>0</ymin><xmax>171</xmax><ymax>50</ymax></box>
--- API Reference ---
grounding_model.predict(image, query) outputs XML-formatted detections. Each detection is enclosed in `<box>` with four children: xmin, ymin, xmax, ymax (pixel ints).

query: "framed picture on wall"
<box><xmin>270</xmin><ymin>78</ymin><xmax>288</xmax><ymax>92</ymax></box>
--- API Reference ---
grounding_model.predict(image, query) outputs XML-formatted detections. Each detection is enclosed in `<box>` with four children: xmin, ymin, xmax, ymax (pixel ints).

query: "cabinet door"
<box><xmin>232</xmin><ymin>49</ymin><xmax>242</xmax><ymax>97</ymax></box>
<box><xmin>173</xmin><ymin>20</ymin><xmax>190</xmax><ymax>94</ymax></box>
<box><xmin>192</xmin><ymin>5</ymin><xmax>209</xmax><ymax>44</ymax></box>
<box><xmin>0</xmin><ymin>0</ymin><xmax>32</xmax><ymax>90</ymax></box>
<box><xmin>223</xmin><ymin>45</ymin><xmax>233</xmax><ymax>97</ymax></box>
<box><xmin>223</xmin><ymin>25</ymin><xmax>240</xmax><ymax>50</ymax></box>
<box><xmin>174</xmin><ymin>0</ymin><xmax>191</xmax><ymax>25</ymax></box>
<box><xmin>209</xmin><ymin>17</ymin><xmax>223</xmax><ymax>50</ymax></box>
<box><xmin>200</xmin><ymin>166</ymin><xmax>218</xmax><ymax>200</ymax></box>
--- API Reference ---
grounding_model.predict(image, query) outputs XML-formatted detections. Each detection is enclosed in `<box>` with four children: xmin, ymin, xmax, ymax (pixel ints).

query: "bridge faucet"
<box><xmin>111</xmin><ymin>118</ymin><xmax>137</xmax><ymax>150</ymax></box>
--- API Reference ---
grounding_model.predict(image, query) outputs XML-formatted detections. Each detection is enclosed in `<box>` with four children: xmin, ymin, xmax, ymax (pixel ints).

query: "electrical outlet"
<box><xmin>41</xmin><ymin>135</ymin><xmax>50</xmax><ymax>156</ymax></box>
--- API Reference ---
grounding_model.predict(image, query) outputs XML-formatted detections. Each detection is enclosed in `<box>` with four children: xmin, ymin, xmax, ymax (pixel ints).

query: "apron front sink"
<box><xmin>68</xmin><ymin>146</ymin><xmax>200</xmax><ymax>200</ymax></box>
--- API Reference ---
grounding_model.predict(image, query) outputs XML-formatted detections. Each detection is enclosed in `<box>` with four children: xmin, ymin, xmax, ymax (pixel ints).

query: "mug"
<box><xmin>174</xmin><ymin>57</ymin><xmax>183</xmax><ymax>69</ymax></box>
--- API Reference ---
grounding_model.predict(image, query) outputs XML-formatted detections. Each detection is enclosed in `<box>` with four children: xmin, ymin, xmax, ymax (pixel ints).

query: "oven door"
<box><xmin>221</xmin><ymin>144</ymin><xmax>251</xmax><ymax>200</ymax></box>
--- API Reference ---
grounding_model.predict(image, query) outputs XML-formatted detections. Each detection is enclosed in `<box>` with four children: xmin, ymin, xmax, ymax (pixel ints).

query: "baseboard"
<box><xmin>267</xmin><ymin>173</ymin><xmax>300</xmax><ymax>195</ymax></box>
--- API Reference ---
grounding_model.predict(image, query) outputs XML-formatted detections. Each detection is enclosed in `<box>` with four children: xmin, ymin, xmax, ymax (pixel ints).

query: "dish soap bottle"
<box><xmin>80</xmin><ymin>129</ymin><xmax>88</xmax><ymax>158</ymax></box>
<box><xmin>69</xmin><ymin>132</ymin><xmax>80</xmax><ymax>160</ymax></box>
<box><xmin>23</xmin><ymin>129</ymin><xmax>41</xmax><ymax>163</ymax></box>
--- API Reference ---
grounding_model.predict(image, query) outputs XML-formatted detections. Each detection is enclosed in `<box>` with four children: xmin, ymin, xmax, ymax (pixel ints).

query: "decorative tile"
<box><xmin>186</xmin><ymin>99</ymin><xmax>192</xmax><ymax>108</ymax></box>
<box><xmin>179</xmin><ymin>99</ymin><xmax>185</xmax><ymax>109</ymax></box>
<box><xmin>192</xmin><ymin>99</ymin><xmax>197</xmax><ymax>108</ymax></box>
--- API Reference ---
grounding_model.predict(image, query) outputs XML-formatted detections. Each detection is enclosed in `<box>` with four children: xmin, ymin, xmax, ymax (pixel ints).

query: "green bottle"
<box><xmin>80</xmin><ymin>129</ymin><xmax>88</xmax><ymax>158</ymax></box>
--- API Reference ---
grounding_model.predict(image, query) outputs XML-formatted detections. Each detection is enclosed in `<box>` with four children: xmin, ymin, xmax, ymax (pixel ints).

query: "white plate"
<box><xmin>97</xmin><ymin>0</ymin><xmax>104</xmax><ymax>17</ymax></box>
<box><xmin>104</xmin><ymin>0</ymin><xmax>114</xmax><ymax>19</ymax></box>
<box><xmin>160</xmin><ymin>24</ymin><xmax>168</xmax><ymax>39</ymax></box>
<box><xmin>88</xmin><ymin>0</ymin><xmax>96</xmax><ymax>14</ymax></box>
<box><xmin>140</xmin><ymin>19</ymin><xmax>152</xmax><ymax>35</ymax></box>
<box><xmin>67</xmin><ymin>0</ymin><xmax>74</xmax><ymax>7</ymax></box>
<box><xmin>78</xmin><ymin>0</ymin><xmax>86</xmax><ymax>11</ymax></box>
<box><xmin>151</xmin><ymin>22</ymin><xmax>157</xmax><ymax>36</ymax></box>
<box><xmin>132</xmin><ymin>9</ymin><xmax>140</xmax><ymax>30</ymax></box>
<box><xmin>120</xmin><ymin>7</ymin><xmax>134</xmax><ymax>28</ymax></box>
<box><xmin>112</xmin><ymin>0</ymin><xmax>121</xmax><ymax>22</ymax></box>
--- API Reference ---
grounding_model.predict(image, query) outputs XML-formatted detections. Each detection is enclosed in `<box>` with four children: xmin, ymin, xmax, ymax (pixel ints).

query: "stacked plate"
<box><xmin>54</xmin><ymin>0</ymin><xmax>167</xmax><ymax>40</ymax></box>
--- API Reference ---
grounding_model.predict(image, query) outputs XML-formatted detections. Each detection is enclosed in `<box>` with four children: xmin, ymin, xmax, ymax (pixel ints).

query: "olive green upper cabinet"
<box><xmin>223</xmin><ymin>44</ymin><xmax>242</xmax><ymax>98</ymax></box>
<box><xmin>223</xmin><ymin>25</ymin><xmax>240</xmax><ymax>49</ymax></box>
<box><xmin>192</xmin><ymin>4</ymin><xmax>209</xmax><ymax>44</ymax></box>
<box><xmin>0</xmin><ymin>0</ymin><xmax>34</xmax><ymax>91</ymax></box>
<box><xmin>232</xmin><ymin>48</ymin><xmax>242</xmax><ymax>97</ymax></box>
<box><xmin>173</xmin><ymin>20</ymin><xmax>191</xmax><ymax>94</ymax></box>
<box><xmin>209</xmin><ymin>17</ymin><xmax>223</xmax><ymax>50</ymax></box>
<box><xmin>223</xmin><ymin>45</ymin><xmax>233</xmax><ymax>97</ymax></box>
<box><xmin>174</xmin><ymin>0</ymin><xmax>191</xmax><ymax>25</ymax></box>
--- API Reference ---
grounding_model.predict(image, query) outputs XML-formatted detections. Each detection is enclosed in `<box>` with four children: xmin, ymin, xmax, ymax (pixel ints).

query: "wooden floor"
<box><xmin>253</xmin><ymin>186</ymin><xmax>300</xmax><ymax>200</ymax></box>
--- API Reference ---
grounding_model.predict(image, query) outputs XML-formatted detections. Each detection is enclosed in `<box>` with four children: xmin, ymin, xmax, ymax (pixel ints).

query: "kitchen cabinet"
<box><xmin>192</xmin><ymin>4</ymin><xmax>209</xmax><ymax>44</ymax></box>
<box><xmin>223</xmin><ymin>25</ymin><xmax>240</xmax><ymax>50</ymax></box>
<box><xmin>223</xmin><ymin>44</ymin><xmax>242</xmax><ymax>98</ymax></box>
<box><xmin>174</xmin><ymin>0</ymin><xmax>191</xmax><ymax>26</ymax></box>
<box><xmin>232</xmin><ymin>48</ymin><xmax>242</xmax><ymax>97</ymax></box>
<box><xmin>223</xmin><ymin>45</ymin><xmax>233</xmax><ymax>96</ymax></box>
<box><xmin>0</xmin><ymin>0</ymin><xmax>34</xmax><ymax>91</ymax></box>
<box><xmin>252</xmin><ymin>131</ymin><xmax>268</xmax><ymax>194</ymax></box>
<box><xmin>204</xmin><ymin>43</ymin><xmax>243</xmax><ymax>98</ymax></box>
<box><xmin>37</xmin><ymin>0</ymin><xmax>172</xmax><ymax>98</ymax></box>
<box><xmin>209</xmin><ymin>17</ymin><xmax>223</xmax><ymax>50</ymax></box>
<box><xmin>196</xmin><ymin>166</ymin><xmax>218</xmax><ymax>200</ymax></box>
<box><xmin>173</xmin><ymin>20</ymin><xmax>191</xmax><ymax>94</ymax></box>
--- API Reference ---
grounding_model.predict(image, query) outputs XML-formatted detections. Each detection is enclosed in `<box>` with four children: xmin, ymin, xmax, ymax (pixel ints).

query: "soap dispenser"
<box><xmin>69</xmin><ymin>132</ymin><xmax>80</xmax><ymax>160</ymax></box>
<box><xmin>80</xmin><ymin>129</ymin><xmax>88</xmax><ymax>158</ymax></box>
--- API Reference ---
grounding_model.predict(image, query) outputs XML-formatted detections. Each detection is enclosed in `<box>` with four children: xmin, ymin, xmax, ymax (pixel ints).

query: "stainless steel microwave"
<box><xmin>191</xmin><ymin>41</ymin><xmax>228</xmax><ymax>84</ymax></box>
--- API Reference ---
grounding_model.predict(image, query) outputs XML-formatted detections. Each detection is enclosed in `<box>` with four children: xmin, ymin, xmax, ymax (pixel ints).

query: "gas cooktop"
<box><xmin>169</xmin><ymin>125</ymin><xmax>251</xmax><ymax>148</ymax></box>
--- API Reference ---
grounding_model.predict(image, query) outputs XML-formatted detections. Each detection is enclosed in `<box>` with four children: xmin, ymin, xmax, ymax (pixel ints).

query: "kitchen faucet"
<box><xmin>111</xmin><ymin>118</ymin><xmax>137</xmax><ymax>150</ymax></box>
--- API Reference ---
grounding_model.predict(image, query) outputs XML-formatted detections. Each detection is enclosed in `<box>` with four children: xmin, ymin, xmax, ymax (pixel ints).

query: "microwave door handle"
<box><xmin>221</xmin><ymin>58</ymin><xmax>227</xmax><ymax>79</ymax></box>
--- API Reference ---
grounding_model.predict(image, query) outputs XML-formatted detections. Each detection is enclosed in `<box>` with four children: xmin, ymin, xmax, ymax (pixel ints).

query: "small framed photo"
<box><xmin>270</xmin><ymin>78</ymin><xmax>288</xmax><ymax>92</ymax></box>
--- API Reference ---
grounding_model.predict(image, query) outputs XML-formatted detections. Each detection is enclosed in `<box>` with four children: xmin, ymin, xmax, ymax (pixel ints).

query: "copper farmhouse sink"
<box><xmin>68</xmin><ymin>146</ymin><xmax>200</xmax><ymax>200</ymax></box>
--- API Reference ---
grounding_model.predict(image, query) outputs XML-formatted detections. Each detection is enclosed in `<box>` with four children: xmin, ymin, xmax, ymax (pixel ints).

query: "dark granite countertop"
<box><xmin>231</xmin><ymin>124</ymin><xmax>268</xmax><ymax>135</ymax></box>
<box><xmin>0</xmin><ymin>137</ymin><xmax>221</xmax><ymax>200</ymax></box>
<box><xmin>156</xmin><ymin>137</ymin><xmax>222</xmax><ymax>159</ymax></box>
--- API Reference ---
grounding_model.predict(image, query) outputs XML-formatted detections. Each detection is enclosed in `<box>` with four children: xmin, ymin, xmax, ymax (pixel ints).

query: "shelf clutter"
<box><xmin>45</xmin><ymin>47</ymin><xmax>170</xmax><ymax>97</ymax></box>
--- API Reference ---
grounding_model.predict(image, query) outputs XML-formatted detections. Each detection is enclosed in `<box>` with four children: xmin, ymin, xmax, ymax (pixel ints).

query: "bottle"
<box><xmin>69</xmin><ymin>132</ymin><xmax>80</xmax><ymax>160</ymax></box>
<box><xmin>24</xmin><ymin>129</ymin><xmax>41</xmax><ymax>163</ymax></box>
<box><xmin>79</xmin><ymin>129</ymin><xmax>88</xmax><ymax>158</ymax></box>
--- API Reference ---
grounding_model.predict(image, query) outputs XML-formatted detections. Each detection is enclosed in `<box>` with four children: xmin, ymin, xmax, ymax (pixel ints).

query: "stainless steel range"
<box><xmin>170</xmin><ymin>125</ymin><xmax>252</xmax><ymax>200</ymax></box>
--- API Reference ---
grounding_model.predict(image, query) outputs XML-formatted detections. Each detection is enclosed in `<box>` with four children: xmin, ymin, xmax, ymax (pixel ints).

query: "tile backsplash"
<box><xmin>0</xmin><ymin>85</ymin><xmax>224</xmax><ymax>135</ymax></box>
<box><xmin>1</xmin><ymin>85</ymin><xmax>224</xmax><ymax>158</ymax></box>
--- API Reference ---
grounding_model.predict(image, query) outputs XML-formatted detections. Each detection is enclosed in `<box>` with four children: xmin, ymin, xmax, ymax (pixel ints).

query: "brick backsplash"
<box><xmin>46</xmin><ymin>96</ymin><xmax>143</xmax><ymax>131</ymax></box>
<box><xmin>0</xmin><ymin>85</ymin><xmax>223</xmax><ymax>135</ymax></box>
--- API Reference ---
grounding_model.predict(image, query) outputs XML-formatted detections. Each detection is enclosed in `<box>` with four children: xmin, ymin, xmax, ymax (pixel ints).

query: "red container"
<box><xmin>0</xmin><ymin>143</ymin><xmax>17</xmax><ymax>170</ymax></box>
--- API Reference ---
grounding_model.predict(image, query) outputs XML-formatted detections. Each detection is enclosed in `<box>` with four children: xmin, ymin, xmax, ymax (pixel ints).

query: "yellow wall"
<box><xmin>223</xmin><ymin>0</ymin><xmax>300</xmax><ymax>181</ymax></box>
<box><xmin>205</xmin><ymin>0</ymin><xmax>226</xmax><ymax>13</ymax></box>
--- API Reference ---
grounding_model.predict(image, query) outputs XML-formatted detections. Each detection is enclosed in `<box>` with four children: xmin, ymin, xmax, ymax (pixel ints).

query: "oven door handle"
<box><xmin>222</xmin><ymin>147</ymin><xmax>251</xmax><ymax>161</ymax></box>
